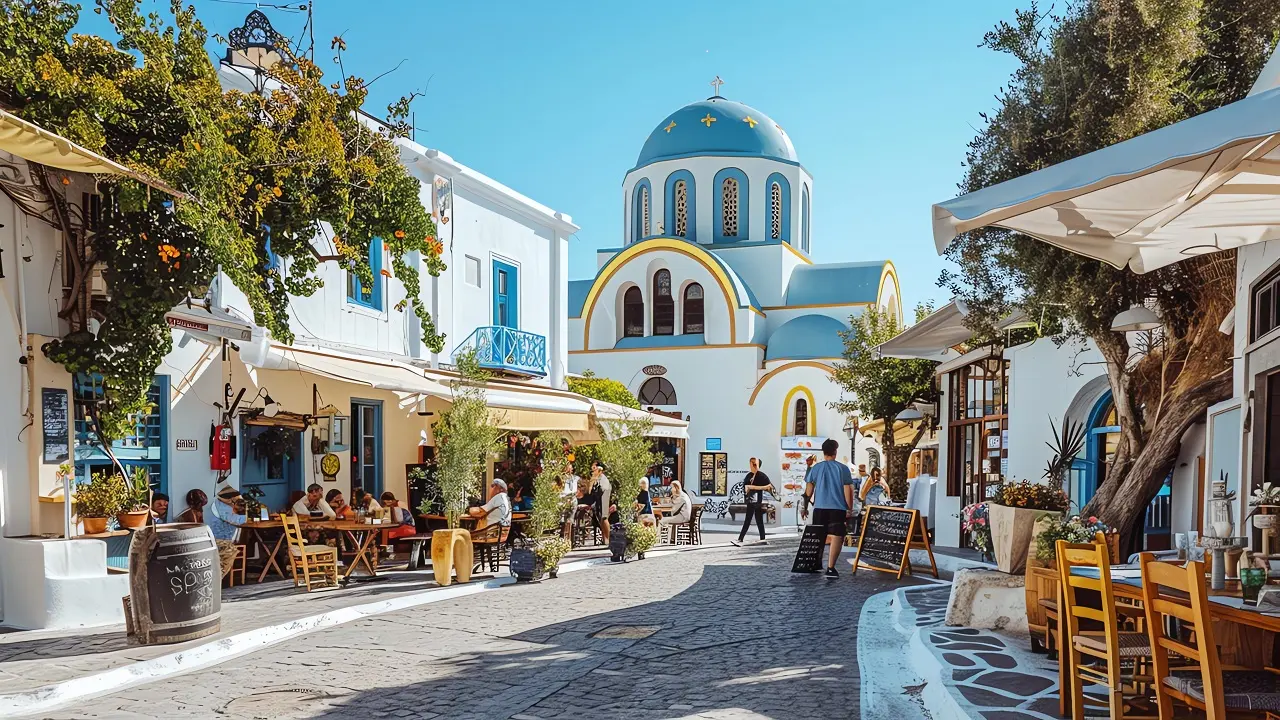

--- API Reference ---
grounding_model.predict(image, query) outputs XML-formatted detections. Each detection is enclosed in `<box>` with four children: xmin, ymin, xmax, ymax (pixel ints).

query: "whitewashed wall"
<box><xmin>1005</xmin><ymin>336</ymin><xmax>1106</xmax><ymax>485</ymax></box>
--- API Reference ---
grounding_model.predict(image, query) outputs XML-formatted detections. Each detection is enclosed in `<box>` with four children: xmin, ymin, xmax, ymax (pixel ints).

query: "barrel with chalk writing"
<box><xmin>127</xmin><ymin>523</ymin><xmax>221</xmax><ymax>644</ymax></box>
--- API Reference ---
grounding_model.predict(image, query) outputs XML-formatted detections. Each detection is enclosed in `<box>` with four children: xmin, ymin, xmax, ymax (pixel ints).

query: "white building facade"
<box><xmin>568</xmin><ymin>94</ymin><xmax>897</xmax><ymax>526</ymax></box>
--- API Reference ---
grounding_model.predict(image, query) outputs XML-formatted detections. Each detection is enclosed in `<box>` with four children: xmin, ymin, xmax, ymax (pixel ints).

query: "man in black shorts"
<box><xmin>804</xmin><ymin>438</ymin><xmax>856</xmax><ymax>577</ymax></box>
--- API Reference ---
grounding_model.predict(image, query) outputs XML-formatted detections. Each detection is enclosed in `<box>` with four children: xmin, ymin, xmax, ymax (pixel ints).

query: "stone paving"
<box><xmin>34</xmin><ymin>541</ymin><xmax>919</xmax><ymax>719</ymax></box>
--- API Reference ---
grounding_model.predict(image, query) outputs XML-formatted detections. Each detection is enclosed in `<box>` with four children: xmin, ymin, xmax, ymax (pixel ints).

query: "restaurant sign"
<box><xmin>165</xmin><ymin>314</ymin><xmax>252</xmax><ymax>341</ymax></box>
<box><xmin>642</xmin><ymin>365</ymin><xmax>667</xmax><ymax>376</ymax></box>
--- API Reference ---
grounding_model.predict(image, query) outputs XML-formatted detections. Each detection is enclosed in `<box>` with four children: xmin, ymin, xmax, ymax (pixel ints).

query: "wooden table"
<box><xmin>240</xmin><ymin>520</ymin><xmax>288</xmax><ymax>583</ymax></box>
<box><xmin>240</xmin><ymin>518</ymin><xmax>385</xmax><ymax>581</ymax></box>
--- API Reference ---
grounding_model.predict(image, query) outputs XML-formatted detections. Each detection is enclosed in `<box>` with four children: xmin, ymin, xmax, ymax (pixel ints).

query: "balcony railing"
<box><xmin>452</xmin><ymin>326</ymin><xmax>547</xmax><ymax>377</ymax></box>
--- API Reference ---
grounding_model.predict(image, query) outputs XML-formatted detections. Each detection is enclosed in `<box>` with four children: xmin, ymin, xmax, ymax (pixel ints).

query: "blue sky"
<box><xmin>82</xmin><ymin>0</ymin><xmax>1023</xmax><ymax>313</ymax></box>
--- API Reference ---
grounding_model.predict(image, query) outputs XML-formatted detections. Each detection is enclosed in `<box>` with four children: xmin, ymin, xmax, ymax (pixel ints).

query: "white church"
<box><xmin>568</xmin><ymin>84</ymin><xmax>900</xmax><ymax>525</ymax></box>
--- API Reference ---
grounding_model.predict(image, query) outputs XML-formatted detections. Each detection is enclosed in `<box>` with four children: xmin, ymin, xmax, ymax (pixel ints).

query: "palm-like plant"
<box><xmin>1043</xmin><ymin>416</ymin><xmax>1086</xmax><ymax>491</ymax></box>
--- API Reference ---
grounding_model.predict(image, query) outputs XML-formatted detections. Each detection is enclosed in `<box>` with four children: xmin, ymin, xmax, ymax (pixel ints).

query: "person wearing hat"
<box><xmin>468</xmin><ymin>478</ymin><xmax>512</xmax><ymax>529</ymax></box>
<box><xmin>207</xmin><ymin>486</ymin><xmax>247</xmax><ymax>543</ymax></box>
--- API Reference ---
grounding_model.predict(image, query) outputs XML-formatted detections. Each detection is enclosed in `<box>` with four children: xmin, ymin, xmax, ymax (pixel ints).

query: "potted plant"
<box><xmin>987</xmin><ymin>479</ymin><xmax>1069</xmax><ymax>573</ymax></box>
<box><xmin>429</xmin><ymin>351</ymin><xmax>505</xmax><ymax>586</ymax></box>
<box><xmin>115</xmin><ymin>466</ymin><xmax>153</xmax><ymax>529</ymax></box>
<box><xmin>1033</xmin><ymin>515</ymin><xmax>1111</xmax><ymax>565</ymax></box>
<box><xmin>625</xmin><ymin>523</ymin><xmax>659</xmax><ymax>560</ymax></box>
<box><xmin>593</xmin><ymin>415</ymin><xmax>661</xmax><ymax>562</ymax></box>
<box><xmin>960</xmin><ymin>502</ymin><xmax>993</xmax><ymax>561</ymax></box>
<box><xmin>512</xmin><ymin>432</ymin><xmax>574</xmax><ymax>581</ymax></box>
<box><xmin>75</xmin><ymin>471</ymin><xmax>126</xmax><ymax>534</ymax></box>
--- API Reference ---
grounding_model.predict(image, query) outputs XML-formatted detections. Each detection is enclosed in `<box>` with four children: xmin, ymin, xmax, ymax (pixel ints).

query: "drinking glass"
<box><xmin>1241</xmin><ymin>567</ymin><xmax>1267</xmax><ymax>604</ymax></box>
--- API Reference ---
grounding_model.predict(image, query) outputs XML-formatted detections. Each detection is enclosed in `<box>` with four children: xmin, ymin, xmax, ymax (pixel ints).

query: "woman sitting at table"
<box><xmin>176</xmin><ymin>489</ymin><xmax>207</xmax><ymax>524</ymax></box>
<box><xmin>326</xmin><ymin>489</ymin><xmax>352</xmax><ymax>519</ymax></box>
<box><xmin>511</xmin><ymin>480</ymin><xmax>534</xmax><ymax>512</ymax></box>
<box><xmin>351</xmin><ymin>486</ymin><xmax>382</xmax><ymax>516</ymax></box>
<box><xmin>380</xmin><ymin>492</ymin><xmax>417</xmax><ymax>542</ymax></box>
<box><xmin>859</xmin><ymin>467</ymin><xmax>891</xmax><ymax>507</ymax></box>
<box><xmin>657</xmin><ymin>481</ymin><xmax>692</xmax><ymax>539</ymax></box>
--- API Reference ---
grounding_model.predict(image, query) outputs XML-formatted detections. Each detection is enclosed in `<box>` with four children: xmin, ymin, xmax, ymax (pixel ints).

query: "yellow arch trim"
<box><xmin>877</xmin><ymin>261</ymin><xmax>903</xmax><ymax>321</ymax></box>
<box><xmin>747</xmin><ymin>360</ymin><xmax>835</xmax><ymax>405</ymax></box>
<box><xmin>781</xmin><ymin>385</ymin><xmax>818</xmax><ymax>436</ymax></box>
<box><xmin>582</xmin><ymin>238</ymin><xmax>739</xmax><ymax>349</ymax></box>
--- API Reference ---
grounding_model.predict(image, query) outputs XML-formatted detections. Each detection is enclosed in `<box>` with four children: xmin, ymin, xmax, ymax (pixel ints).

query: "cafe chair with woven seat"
<box><xmin>222</xmin><ymin>543</ymin><xmax>247</xmax><ymax>587</ymax></box>
<box><xmin>572</xmin><ymin>505</ymin><xmax>600</xmax><ymax>548</ymax></box>
<box><xmin>471</xmin><ymin>523</ymin><xmax>511</xmax><ymax>573</ymax></box>
<box><xmin>671</xmin><ymin>505</ymin><xmax>703</xmax><ymax>546</ymax></box>
<box><xmin>1057</xmin><ymin>539</ymin><xmax>1155</xmax><ymax>720</ymax></box>
<box><xmin>1139</xmin><ymin>552</ymin><xmax>1280</xmax><ymax>719</ymax></box>
<box><xmin>281</xmin><ymin>514</ymin><xmax>339</xmax><ymax>592</ymax></box>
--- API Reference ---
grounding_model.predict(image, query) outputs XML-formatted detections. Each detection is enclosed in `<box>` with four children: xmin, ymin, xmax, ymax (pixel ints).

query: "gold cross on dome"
<box><xmin>701</xmin><ymin>113</ymin><xmax>716</xmax><ymax>127</ymax></box>
<box><xmin>743</xmin><ymin>116</ymin><xmax>758</xmax><ymax>128</ymax></box>
<box><xmin>710</xmin><ymin>75</ymin><xmax>724</xmax><ymax>96</ymax></box>
<box><xmin>664</xmin><ymin>121</ymin><xmax>677</xmax><ymax>133</ymax></box>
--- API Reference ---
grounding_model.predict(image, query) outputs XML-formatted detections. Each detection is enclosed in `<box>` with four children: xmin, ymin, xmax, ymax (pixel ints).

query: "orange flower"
<box><xmin>426</xmin><ymin>236</ymin><xmax>444</xmax><ymax>256</ymax></box>
<box><xmin>272</xmin><ymin>186</ymin><xmax>282</xmax><ymax>198</ymax></box>
<box><xmin>394</xmin><ymin>229</ymin><xmax>406</xmax><ymax>239</ymax></box>
<box><xmin>379</xmin><ymin>268</ymin><xmax>392</xmax><ymax>278</ymax></box>
<box><xmin>60</xmin><ymin>176</ymin><xmax>70</xmax><ymax>186</ymax></box>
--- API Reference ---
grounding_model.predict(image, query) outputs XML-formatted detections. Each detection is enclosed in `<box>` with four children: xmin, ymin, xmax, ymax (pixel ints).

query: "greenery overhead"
<box><xmin>1</xmin><ymin>0</ymin><xmax>445</xmax><ymax>439</ymax></box>
<box><xmin>939</xmin><ymin>0</ymin><xmax>1280</xmax><ymax>545</ymax></box>
<box><xmin>433</xmin><ymin>351</ymin><xmax>505</xmax><ymax>529</ymax></box>
<box><xmin>592</xmin><ymin>417</ymin><xmax>659</xmax><ymax>529</ymax></box>
<box><xmin>568</xmin><ymin>371</ymin><xmax>640</xmax><ymax>409</ymax></box>
<box><xmin>830</xmin><ymin>303</ymin><xmax>939</xmax><ymax>499</ymax></box>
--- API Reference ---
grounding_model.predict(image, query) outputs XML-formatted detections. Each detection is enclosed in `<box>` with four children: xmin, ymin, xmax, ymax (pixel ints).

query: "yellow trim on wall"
<box><xmin>781</xmin><ymin>240</ymin><xmax>814</xmax><ymax>265</ymax></box>
<box><xmin>747</xmin><ymin>361</ymin><xmax>835</xmax><ymax>405</ymax></box>
<box><xmin>570</xmin><ymin>343</ymin><xmax>765</xmax><ymax>355</ymax></box>
<box><xmin>760</xmin><ymin>301</ymin><xmax>872</xmax><ymax>311</ymax></box>
<box><xmin>877</xmin><ymin>261</ymin><xmax>903</xmax><ymax>320</ymax></box>
<box><xmin>581</xmin><ymin>238</ymin><xmax>740</xmax><ymax>349</ymax></box>
<box><xmin>780</xmin><ymin>385</ymin><xmax>817</xmax><ymax>436</ymax></box>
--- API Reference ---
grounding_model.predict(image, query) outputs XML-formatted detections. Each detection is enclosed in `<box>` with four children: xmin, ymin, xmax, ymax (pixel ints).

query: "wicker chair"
<box><xmin>471</xmin><ymin>523</ymin><xmax>512</xmax><ymax>573</ymax></box>
<box><xmin>670</xmin><ymin>505</ymin><xmax>703</xmax><ymax>546</ymax></box>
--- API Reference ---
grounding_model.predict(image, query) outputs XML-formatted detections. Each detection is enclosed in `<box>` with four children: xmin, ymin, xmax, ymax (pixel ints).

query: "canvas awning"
<box><xmin>243</xmin><ymin>342</ymin><xmax>452</xmax><ymax>399</ymax></box>
<box><xmin>877</xmin><ymin>301</ymin><xmax>970</xmax><ymax>361</ymax></box>
<box><xmin>479</xmin><ymin>384</ymin><xmax>592</xmax><ymax>433</ymax></box>
<box><xmin>0</xmin><ymin>108</ymin><xmax>184</xmax><ymax>196</ymax></box>
<box><xmin>166</xmin><ymin>300</ymin><xmax>254</xmax><ymax>344</ymax></box>
<box><xmin>932</xmin><ymin>45</ymin><xmax>1280</xmax><ymax>274</ymax></box>
<box><xmin>586</xmin><ymin>398</ymin><xmax>689</xmax><ymax>439</ymax></box>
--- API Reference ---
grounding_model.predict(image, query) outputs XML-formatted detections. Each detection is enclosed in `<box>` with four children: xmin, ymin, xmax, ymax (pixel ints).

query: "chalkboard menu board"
<box><xmin>791</xmin><ymin>524</ymin><xmax>828</xmax><ymax>573</ymax></box>
<box><xmin>41</xmin><ymin>388</ymin><xmax>69</xmax><ymax>464</ymax></box>
<box><xmin>406</xmin><ymin>462</ymin><xmax>441</xmax><ymax>523</ymax></box>
<box><xmin>853</xmin><ymin>506</ymin><xmax>919</xmax><ymax>579</ymax></box>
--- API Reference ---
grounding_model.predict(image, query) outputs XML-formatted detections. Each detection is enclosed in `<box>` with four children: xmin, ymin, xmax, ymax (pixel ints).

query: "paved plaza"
<box><xmin>27</xmin><ymin>542</ymin><xmax>927</xmax><ymax>720</ymax></box>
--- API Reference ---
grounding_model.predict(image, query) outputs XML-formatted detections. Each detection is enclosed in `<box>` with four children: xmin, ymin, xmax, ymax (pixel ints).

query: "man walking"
<box><xmin>735</xmin><ymin>457</ymin><xmax>773</xmax><ymax>545</ymax></box>
<box><xmin>804</xmin><ymin>439</ymin><xmax>856</xmax><ymax>578</ymax></box>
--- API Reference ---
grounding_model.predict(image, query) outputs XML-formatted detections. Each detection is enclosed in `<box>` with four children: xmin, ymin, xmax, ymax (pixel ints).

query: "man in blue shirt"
<box><xmin>804</xmin><ymin>438</ymin><xmax>855</xmax><ymax>578</ymax></box>
<box><xmin>207</xmin><ymin>486</ymin><xmax>246</xmax><ymax>542</ymax></box>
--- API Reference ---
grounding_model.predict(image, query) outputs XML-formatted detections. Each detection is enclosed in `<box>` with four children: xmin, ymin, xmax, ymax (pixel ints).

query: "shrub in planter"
<box><xmin>76</xmin><ymin>471</ymin><xmax>127</xmax><ymax>534</ymax></box>
<box><xmin>960</xmin><ymin>502</ymin><xmax>993</xmax><ymax>560</ymax></box>
<box><xmin>1034</xmin><ymin>515</ymin><xmax>1110</xmax><ymax>563</ymax></box>
<box><xmin>625</xmin><ymin>523</ymin><xmax>659</xmax><ymax>560</ymax></box>
<box><xmin>988</xmin><ymin>479</ymin><xmax>1068</xmax><ymax>574</ymax></box>
<box><xmin>117</xmin><ymin>466</ymin><xmax>153</xmax><ymax>529</ymax></box>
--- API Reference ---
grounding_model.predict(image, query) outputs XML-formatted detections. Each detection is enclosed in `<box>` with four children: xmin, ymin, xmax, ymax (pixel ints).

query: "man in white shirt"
<box><xmin>468</xmin><ymin>479</ymin><xmax>512</xmax><ymax>528</ymax></box>
<box><xmin>293</xmin><ymin>483</ymin><xmax>336</xmax><ymax>519</ymax></box>
<box><xmin>591</xmin><ymin>462</ymin><xmax>613</xmax><ymax>545</ymax></box>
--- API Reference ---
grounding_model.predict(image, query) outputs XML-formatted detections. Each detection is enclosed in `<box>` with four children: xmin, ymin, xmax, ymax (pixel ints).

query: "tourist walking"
<box><xmin>591</xmin><ymin>461</ymin><xmax>614</xmax><ymax>545</ymax></box>
<box><xmin>803</xmin><ymin>438</ymin><xmax>856</xmax><ymax>578</ymax></box>
<box><xmin>658</xmin><ymin>480</ymin><xmax>692</xmax><ymax>542</ymax></box>
<box><xmin>735</xmin><ymin>457</ymin><xmax>773</xmax><ymax>545</ymax></box>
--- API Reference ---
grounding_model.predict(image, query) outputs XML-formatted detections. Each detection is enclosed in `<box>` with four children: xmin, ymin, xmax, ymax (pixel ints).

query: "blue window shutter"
<box><xmin>346</xmin><ymin>236</ymin><xmax>384</xmax><ymax>310</ymax></box>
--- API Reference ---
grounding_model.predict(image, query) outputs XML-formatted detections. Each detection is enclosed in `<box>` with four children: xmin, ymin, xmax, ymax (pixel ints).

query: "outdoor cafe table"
<box><xmin>1058</xmin><ymin>565</ymin><xmax>1280</xmax><ymax>713</ymax></box>
<box><xmin>240</xmin><ymin>518</ymin><xmax>384</xmax><ymax>582</ymax></box>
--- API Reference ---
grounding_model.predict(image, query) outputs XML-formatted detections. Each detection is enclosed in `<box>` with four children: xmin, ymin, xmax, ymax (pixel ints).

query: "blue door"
<box><xmin>492</xmin><ymin>259</ymin><xmax>519</xmax><ymax>329</ymax></box>
<box><xmin>240</xmin><ymin>424</ymin><xmax>302</xmax><ymax>515</ymax></box>
<box><xmin>351</xmin><ymin>400</ymin><xmax>383</xmax><ymax>496</ymax></box>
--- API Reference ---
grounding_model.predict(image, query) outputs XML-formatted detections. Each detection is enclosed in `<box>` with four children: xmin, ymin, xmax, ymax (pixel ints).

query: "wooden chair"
<box><xmin>223</xmin><ymin>544</ymin><xmax>247</xmax><ymax>587</ymax></box>
<box><xmin>1140</xmin><ymin>553</ymin><xmax>1280</xmax><ymax>719</ymax></box>
<box><xmin>1058</xmin><ymin>539</ymin><xmax>1154</xmax><ymax>719</ymax></box>
<box><xmin>471</xmin><ymin>523</ymin><xmax>511</xmax><ymax>573</ymax></box>
<box><xmin>281</xmin><ymin>514</ymin><xmax>339</xmax><ymax>592</ymax></box>
<box><xmin>572</xmin><ymin>505</ymin><xmax>600</xmax><ymax>548</ymax></box>
<box><xmin>671</xmin><ymin>505</ymin><xmax>703</xmax><ymax>546</ymax></box>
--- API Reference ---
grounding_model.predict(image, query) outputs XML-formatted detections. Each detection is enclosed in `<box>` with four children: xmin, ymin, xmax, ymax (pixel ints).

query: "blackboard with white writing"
<box><xmin>791</xmin><ymin>524</ymin><xmax>828</xmax><ymax>573</ymax></box>
<box><xmin>854</xmin><ymin>506</ymin><xmax>917</xmax><ymax>578</ymax></box>
<box><xmin>41</xmin><ymin>388</ymin><xmax>69</xmax><ymax>464</ymax></box>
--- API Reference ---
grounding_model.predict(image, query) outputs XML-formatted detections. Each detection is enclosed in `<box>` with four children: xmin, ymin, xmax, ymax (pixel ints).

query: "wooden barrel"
<box><xmin>127</xmin><ymin>523</ymin><xmax>221</xmax><ymax>644</ymax></box>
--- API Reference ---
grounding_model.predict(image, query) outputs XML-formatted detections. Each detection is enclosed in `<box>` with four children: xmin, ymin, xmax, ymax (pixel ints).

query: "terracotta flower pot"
<box><xmin>989</xmin><ymin>504</ymin><xmax>1061</xmax><ymax>574</ymax></box>
<box><xmin>83</xmin><ymin>516</ymin><xmax>109</xmax><ymax>535</ymax></box>
<box><xmin>117</xmin><ymin>511</ymin><xmax>150</xmax><ymax>530</ymax></box>
<box><xmin>430</xmin><ymin>528</ymin><xmax>473</xmax><ymax>587</ymax></box>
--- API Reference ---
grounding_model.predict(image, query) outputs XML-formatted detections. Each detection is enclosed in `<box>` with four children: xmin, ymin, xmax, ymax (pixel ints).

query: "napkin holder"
<box><xmin>1256</xmin><ymin>587</ymin><xmax>1280</xmax><ymax>610</ymax></box>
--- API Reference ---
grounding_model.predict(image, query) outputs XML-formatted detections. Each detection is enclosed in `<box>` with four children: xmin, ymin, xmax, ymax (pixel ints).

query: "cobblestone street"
<box><xmin>42</xmin><ymin>543</ymin><xmax>923</xmax><ymax>720</ymax></box>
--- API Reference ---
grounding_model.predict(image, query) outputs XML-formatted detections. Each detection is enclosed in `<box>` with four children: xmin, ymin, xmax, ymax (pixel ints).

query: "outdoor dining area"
<box><xmin>1037</xmin><ymin>533</ymin><xmax>1280</xmax><ymax>718</ymax></box>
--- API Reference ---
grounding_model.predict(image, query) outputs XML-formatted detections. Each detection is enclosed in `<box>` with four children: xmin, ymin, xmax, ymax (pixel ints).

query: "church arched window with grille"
<box><xmin>801</xmin><ymin>184</ymin><xmax>811</xmax><ymax>252</ymax></box>
<box><xmin>638</xmin><ymin>377</ymin><xmax>678</xmax><ymax>406</ymax></box>
<box><xmin>623</xmin><ymin>286</ymin><xmax>644</xmax><ymax>337</ymax></box>
<box><xmin>794</xmin><ymin>397</ymin><xmax>809</xmax><ymax>436</ymax></box>
<box><xmin>665</xmin><ymin>171</ymin><xmax>695</xmax><ymax>241</ymax></box>
<box><xmin>653</xmin><ymin>269</ymin><xmax>674</xmax><ymax>335</ymax></box>
<box><xmin>683</xmin><ymin>283</ymin><xmax>704</xmax><ymax>334</ymax></box>
<box><xmin>770</xmin><ymin>182</ymin><xmax>782</xmax><ymax>239</ymax></box>
<box><xmin>674</xmin><ymin>181</ymin><xmax>688</xmax><ymax>237</ymax></box>
<box><xmin>714</xmin><ymin>168</ymin><xmax>748</xmax><ymax>242</ymax></box>
<box><xmin>632</xmin><ymin>180</ymin><xmax>651</xmax><ymax>243</ymax></box>
<box><xmin>766</xmin><ymin>172</ymin><xmax>790</xmax><ymax>243</ymax></box>
<box><xmin>721</xmin><ymin>177</ymin><xmax>739</xmax><ymax>237</ymax></box>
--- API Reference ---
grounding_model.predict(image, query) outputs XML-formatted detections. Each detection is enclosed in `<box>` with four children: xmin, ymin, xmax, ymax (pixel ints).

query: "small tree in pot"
<box><xmin>117</xmin><ymin>466</ymin><xmax>154</xmax><ymax>529</ymax></box>
<box><xmin>429</xmin><ymin>351</ymin><xmax>506</xmax><ymax>585</ymax></box>
<box><xmin>511</xmin><ymin>432</ymin><xmax>573</xmax><ymax>581</ymax></box>
<box><xmin>594</xmin><ymin>416</ymin><xmax>660</xmax><ymax>561</ymax></box>
<box><xmin>75</xmin><ymin>471</ymin><xmax>127</xmax><ymax>535</ymax></box>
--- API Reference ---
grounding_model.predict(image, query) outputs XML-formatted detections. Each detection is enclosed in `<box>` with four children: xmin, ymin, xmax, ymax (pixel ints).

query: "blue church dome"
<box><xmin>635</xmin><ymin>97</ymin><xmax>798</xmax><ymax>168</ymax></box>
<box><xmin>766</xmin><ymin>315</ymin><xmax>848</xmax><ymax>362</ymax></box>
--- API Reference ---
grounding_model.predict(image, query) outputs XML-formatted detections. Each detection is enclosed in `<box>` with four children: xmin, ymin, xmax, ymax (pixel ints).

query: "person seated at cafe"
<box><xmin>859</xmin><ymin>467</ymin><xmax>891</xmax><ymax>507</ymax></box>
<box><xmin>326</xmin><ymin>489</ymin><xmax>351</xmax><ymax>519</ymax></box>
<box><xmin>468</xmin><ymin>479</ymin><xmax>512</xmax><ymax>528</ymax></box>
<box><xmin>207</xmin><ymin>487</ymin><xmax>247</xmax><ymax>542</ymax></box>
<box><xmin>658</xmin><ymin>481</ymin><xmax>692</xmax><ymax>538</ymax></box>
<box><xmin>380</xmin><ymin>491</ymin><xmax>417</xmax><ymax>544</ymax></box>
<box><xmin>176</xmin><ymin>489</ymin><xmax>207</xmax><ymax>523</ymax></box>
<box><xmin>351</xmin><ymin>486</ymin><xmax>382</xmax><ymax>515</ymax></box>
<box><xmin>292</xmin><ymin>483</ymin><xmax>336</xmax><ymax>518</ymax></box>
<box><xmin>511</xmin><ymin>480</ymin><xmax>534</xmax><ymax>512</ymax></box>
<box><xmin>151</xmin><ymin>493</ymin><xmax>169</xmax><ymax>523</ymax></box>
<box><xmin>635</xmin><ymin>481</ymin><xmax>655</xmax><ymax>527</ymax></box>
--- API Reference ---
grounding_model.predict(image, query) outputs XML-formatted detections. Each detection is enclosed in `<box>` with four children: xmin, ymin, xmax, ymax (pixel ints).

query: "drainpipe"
<box><xmin>13</xmin><ymin>201</ymin><xmax>30</xmax><ymax>425</ymax></box>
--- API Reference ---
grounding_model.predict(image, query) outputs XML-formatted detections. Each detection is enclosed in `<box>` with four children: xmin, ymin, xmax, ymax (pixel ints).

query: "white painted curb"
<box><xmin>0</xmin><ymin>541</ymin><xmax>737</xmax><ymax>717</ymax></box>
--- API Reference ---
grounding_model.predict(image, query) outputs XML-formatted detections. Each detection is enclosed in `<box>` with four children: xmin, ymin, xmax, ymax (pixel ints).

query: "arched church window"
<box><xmin>770</xmin><ymin>182</ymin><xmax>782</xmax><ymax>240</ymax></box>
<box><xmin>801</xmin><ymin>185</ymin><xmax>811</xmax><ymax>252</ymax></box>
<box><xmin>638</xmin><ymin>377</ymin><xmax>677</xmax><ymax>406</ymax></box>
<box><xmin>653</xmin><ymin>270</ymin><xmax>674</xmax><ymax>336</ymax></box>
<box><xmin>794</xmin><ymin>398</ymin><xmax>809</xmax><ymax>436</ymax></box>
<box><xmin>632</xmin><ymin>182</ymin><xmax>650</xmax><ymax>243</ymax></box>
<box><xmin>721</xmin><ymin>177</ymin><xmax>739</xmax><ymax>237</ymax></box>
<box><xmin>683</xmin><ymin>283</ymin><xmax>704</xmax><ymax>334</ymax></box>
<box><xmin>674</xmin><ymin>180</ymin><xmax>688</xmax><ymax>238</ymax></box>
<box><xmin>623</xmin><ymin>287</ymin><xmax>644</xmax><ymax>338</ymax></box>
<box><xmin>641</xmin><ymin>186</ymin><xmax>650</xmax><ymax>238</ymax></box>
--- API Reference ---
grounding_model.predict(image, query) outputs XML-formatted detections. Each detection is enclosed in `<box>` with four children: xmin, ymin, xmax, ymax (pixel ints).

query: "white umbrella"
<box><xmin>933</xmin><ymin>47</ymin><xmax>1280</xmax><ymax>273</ymax></box>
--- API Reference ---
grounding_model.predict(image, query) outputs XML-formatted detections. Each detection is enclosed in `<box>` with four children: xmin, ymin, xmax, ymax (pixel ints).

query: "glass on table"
<box><xmin>1241</xmin><ymin>567</ymin><xmax>1267</xmax><ymax>604</ymax></box>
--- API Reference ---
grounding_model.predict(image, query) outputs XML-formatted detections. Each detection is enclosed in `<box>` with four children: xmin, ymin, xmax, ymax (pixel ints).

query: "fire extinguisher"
<box><xmin>210</xmin><ymin>423</ymin><xmax>233</xmax><ymax>471</ymax></box>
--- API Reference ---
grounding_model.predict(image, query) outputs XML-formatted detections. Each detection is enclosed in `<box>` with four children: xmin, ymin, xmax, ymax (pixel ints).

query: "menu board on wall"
<box><xmin>699</xmin><ymin>452</ymin><xmax>727</xmax><ymax>495</ymax></box>
<box><xmin>714</xmin><ymin>453</ymin><xmax>728</xmax><ymax>495</ymax></box>
<box><xmin>41</xmin><ymin>388</ymin><xmax>69</xmax><ymax>464</ymax></box>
